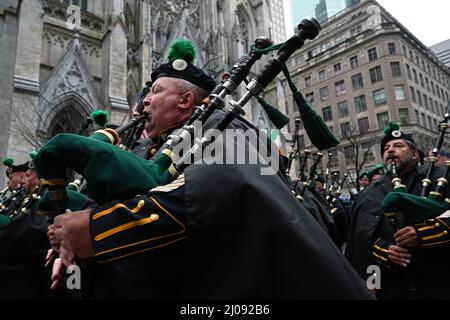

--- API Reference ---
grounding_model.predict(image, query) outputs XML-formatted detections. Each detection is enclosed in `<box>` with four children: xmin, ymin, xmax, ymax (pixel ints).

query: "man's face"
<box><xmin>359</xmin><ymin>177</ymin><xmax>369</xmax><ymax>187</ymax></box>
<box><xmin>383</xmin><ymin>139</ymin><xmax>419</xmax><ymax>175</ymax></box>
<box><xmin>7</xmin><ymin>172</ymin><xmax>23</xmax><ymax>190</ymax></box>
<box><xmin>23</xmin><ymin>169</ymin><xmax>39</xmax><ymax>194</ymax></box>
<box><xmin>142</xmin><ymin>77</ymin><xmax>192</xmax><ymax>139</ymax></box>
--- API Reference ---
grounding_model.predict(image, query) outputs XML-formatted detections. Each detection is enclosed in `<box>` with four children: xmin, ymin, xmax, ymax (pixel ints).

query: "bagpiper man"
<box><xmin>43</xmin><ymin>37</ymin><xmax>372</xmax><ymax>300</ymax></box>
<box><xmin>346</xmin><ymin>122</ymin><xmax>450</xmax><ymax>299</ymax></box>
<box><xmin>0</xmin><ymin>152</ymin><xmax>52</xmax><ymax>299</ymax></box>
<box><xmin>0</xmin><ymin>159</ymin><xmax>28</xmax><ymax>220</ymax></box>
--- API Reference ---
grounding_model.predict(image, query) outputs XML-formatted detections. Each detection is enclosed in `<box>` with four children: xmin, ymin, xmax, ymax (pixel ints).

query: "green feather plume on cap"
<box><xmin>91</xmin><ymin>110</ymin><xmax>109</xmax><ymax>128</ymax></box>
<box><xmin>3</xmin><ymin>158</ymin><xmax>13</xmax><ymax>167</ymax></box>
<box><xmin>29</xmin><ymin>151</ymin><xmax>38</xmax><ymax>160</ymax></box>
<box><xmin>383</xmin><ymin>122</ymin><xmax>400</xmax><ymax>134</ymax></box>
<box><xmin>167</xmin><ymin>39</ymin><xmax>196</xmax><ymax>64</ymax></box>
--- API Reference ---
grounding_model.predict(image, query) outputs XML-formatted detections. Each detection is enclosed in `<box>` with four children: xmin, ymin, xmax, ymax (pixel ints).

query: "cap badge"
<box><xmin>172</xmin><ymin>59</ymin><xmax>188</xmax><ymax>71</ymax></box>
<box><xmin>392</xmin><ymin>130</ymin><xmax>401</xmax><ymax>138</ymax></box>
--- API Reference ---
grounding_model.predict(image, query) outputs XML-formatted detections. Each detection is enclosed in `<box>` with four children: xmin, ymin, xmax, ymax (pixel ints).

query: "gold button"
<box><xmin>435</xmin><ymin>223</ymin><xmax>440</xmax><ymax>227</ymax></box>
<box><xmin>150</xmin><ymin>214</ymin><xmax>159</xmax><ymax>221</ymax></box>
<box><xmin>150</xmin><ymin>148</ymin><xmax>157</xmax><ymax>156</ymax></box>
<box><xmin>137</xmin><ymin>200</ymin><xmax>145</xmax><ymax>208</ymax></box>
<box><xmin>444</xmin><ymin>231</ymin><xmax>448</xmax><ymax>235</ymax></box>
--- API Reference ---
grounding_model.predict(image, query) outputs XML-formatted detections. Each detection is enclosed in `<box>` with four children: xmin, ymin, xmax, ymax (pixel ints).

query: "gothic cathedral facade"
<box><xmin>0</xmin><ymin>0</ymin><xmax>286</xmax><ymax>185</ymax></box>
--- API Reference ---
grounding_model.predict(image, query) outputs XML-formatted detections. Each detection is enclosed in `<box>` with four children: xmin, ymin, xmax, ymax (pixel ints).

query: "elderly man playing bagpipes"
<box><xmin>38</xmin><ymin>20</ymin><xmax>373</xmax><ymax>299</ymax></box>
<box><xmin>346</xmin><ymin>114</ymin><xmax>450</xmax><ymax>300</ymax></box>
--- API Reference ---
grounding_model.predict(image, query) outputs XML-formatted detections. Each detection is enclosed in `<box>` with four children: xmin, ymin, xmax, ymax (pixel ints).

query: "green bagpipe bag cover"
<box><xmin>35</xmin><ymin>133</ymin><xmax>174</xmax><ymax>205</ymax></box>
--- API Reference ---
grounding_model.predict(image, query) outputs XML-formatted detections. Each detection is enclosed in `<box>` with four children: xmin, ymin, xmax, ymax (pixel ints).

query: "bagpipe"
<box><xmin>35</xmin><ymin>17</ymin><xmax>334</xmax><ymax>222</ymax></box>
<box><xmin>10</xmin><ymin>186</ymin><xmax>41</xmax><ymax>218</ymax></box>
<box><xmin>290</xmin><ymin>150</ymin><xmax>323</xmax><ymax>202</ymax></box>
<box><xmin>117</xmin><ymin>81</ymin><xmax>152</xmax><ymax>151</ymax></box>
<box><xmin>382</xmin><ymin>101</ymin><xmax>450</xmax><ymax>227</ymax></box>
<box><xmin>285</xmin><ymin>117</ymin><xmax>302</xmax><ymax>176</ymax></box>
<box><xmin>0</xmin><ymin>185</ymin><xmax>25</xmax><ymax>215</ymax></box>
<box><xmin>327</xmin><ymin>173</ymin><xmax>348</xmax><ymax>214</ymax></box>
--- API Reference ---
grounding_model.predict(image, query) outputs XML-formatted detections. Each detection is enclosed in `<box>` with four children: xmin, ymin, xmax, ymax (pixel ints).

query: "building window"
<box><xmin>351</xmin><ymin>73</ymin><xmax>364</xmax><ymax>90</ymax></box>
<box><xmin>423</xmin><ymin>94</ymin><xmax>428</xmax><ymax>109</ymax></box>
<box><xmin>354</xmin><ymin>95</ymin><xmax>367</xmax><ymax>113</ymax></box>
<box><xmin>437</xmin><ymin>85</ymin><xmax>441</xmax><ymax>99</ymax></box>
<box><xmin>394</xmin><ymin>85</ymin><xmax>406</xmax><ymax>101</ymax></box>
<box><xmin>305</xmin><ymin>92</ymin><xmax>315</xmax><ymax>107</ymax></box>
<box><xmin>421</xmin><ymin>113</ymin><xmax>426</xmax><ymax>127</ymax></box>
<box><xmin>368</xmin><ymin>47</ymin><xmax>378</xmax><ymax>61</ymax></box>
<box><xmin>377</xmin><ymin>112</ymin><xmax>390</xmax><ymax>129</ymax></box>
<box><xmin>388</xmin><ymin>42</ymin><xmax>396</xmax><ymax>54</ymax></box>
<box><xmin>427</xmin><ymin>115</ymin><xmax>433</xmax><ymax>129</ymax></box>
<box><xmin>350</xmin><ymin>25</ymin><xmax>362</xmax><ymax>36</ymax></box>
<box><xmin>413</xmin><ymin>69</ymin><xmax>418</xmax><ymax>84</ymax></box>
<box><xmin>399</xmin><ymin>108</ymin><xmax>410</xmax><ymax>125</ymax></box>
<box><xmin>305</xmin><ymin>76</ymin><xmax>311</xmax><ymax>88</ymax></box>
<box><xmin>402</xmin><ymin>45</ymin><xmax>407</xmax><ymax>56</ymax></box>
<box><xmin>340</xmin><ymin>122</ymin><xmax>351</xmax><ymax>137</ymax></box>
<box><xmin>419</xmin><ymin>73</ymin><xmax>424</xmax><ymax>88</ymax></box>
<box><xmin>425</xmin><ymin>77</ymin><xmax>430</xmax><ymax>91</ymax></box>
<box><xmin>415</xmin><ymin>110</ymin><xmax>419</xmax><ymax>124</ymax></box>
<box><xmin>320</xmin><ymin>86</ymin><xmax>329</xmax><ymax>101</ymax></box>
<box><xmin>373</xmin><ymin>88</ymin><xmax>387</xmax><ymax>106</ymax></box>
<box><xmin>321</xmin><ymin>42</ymin><xmax>331</xmax><ymax>52</ymax></box>
<box><xmin>63</xmin><ymin>0</ymin><xmax>88</xmax><ymax>11</ymax></box>
<box><xmin>334</xmin><ymin>63</ymin><xmax>342</xmax><ymax>75</ymax></box>
<box><xmin>417</xmin><ymin>90</ymin><xmax>423</xmax><ymax>106</ymax></box>
<box><xmin>429</xmin><ymin>98</ymin><xmax>434</xmax><ymax>112</ymax></box>
<box><xmin>318</xmin><ymin>69</ymin><xmax>326</xmax><ymax>81</ymax></box>
<box><xmin>410</xmin><ymin>86</ymin><xmax>416</xmax><ymax>103</ymax></box>
<box><xmin>338</xmin><ymin>101</ymin><xmax>349</xmax><ymax>117</ymax></box>
<box><xmin>409</xmin><ymin>49</ymin><xmax>413</xmax><ymax>60</ymax></box>
<box><xmin>336</xmin><ymin>34</ymin><xmax>347</xmax><ymax>44</ymax></box>
<box><xmin>415</xmin><ymin>55</ymin><xmax>420</xmax><ymax>65</ymax></box>
<box><xmin>431</xmin><ymin>81</ymin><xmax>436</xmax><ymax>95</ymax></box>
<box><xmin>335</xmin><ymin>80</ymin><xmax>346</xmax><ymax>96</ymax></box>
<box><xmin>369</xmin><ymin>66</ymin><xmax>383</xmax><ymax>84</ymax></box>
<box><xmin>322</xmin><ymin>106</ymin><xmax>333</xmax><ymax>122</ymax></box>
<box><xmin>344</xmin><ymin>146</ymin><xmax>356</xmax><ymax>164</ymax></box>
<box><xmin>362</xmin><ymin>142</ymin><xmax>375</xmax><ymax>162</ymax></box>
<box><xmin>350</xmin><ymin>55</ymin><xmax>359</xmax><ymax>69</ymax></box>
<box><xmin>358</xmin><ymin>117</ymin><xmax>370</xmax><ymax>134</ymax></box>
<box><xmin>390</xmin><ymin>62</ymin><xmax>401</xmax><ymax>77</ymax></box>
<box><xmin>406</xmin><ymin>64</ymin><xmax>411</xmax><ymax>80</ymax></box>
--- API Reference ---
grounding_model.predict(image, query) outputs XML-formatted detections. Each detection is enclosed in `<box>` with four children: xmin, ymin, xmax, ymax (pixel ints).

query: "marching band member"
<box><xmin>346</xmin><ymin>122</ymin><xmax>450</xmax><ymax>299</ymax></box>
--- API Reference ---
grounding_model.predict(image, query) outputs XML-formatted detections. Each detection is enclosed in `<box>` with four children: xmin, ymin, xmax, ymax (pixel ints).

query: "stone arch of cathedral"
<box><xmin>37</xmin><ymin>92</ymin><xmax>93</xmax><ymax>140</ymax></box>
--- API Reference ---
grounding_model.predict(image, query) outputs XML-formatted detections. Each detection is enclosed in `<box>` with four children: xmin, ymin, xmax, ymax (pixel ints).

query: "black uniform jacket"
<box><xmin>0</xmin><ymin>208</ymin><xmax>51</xmax><ymax>299</ymax></box>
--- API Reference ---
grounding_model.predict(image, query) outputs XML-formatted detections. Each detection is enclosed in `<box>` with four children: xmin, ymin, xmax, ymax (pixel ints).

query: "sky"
<box><xmin>283</xmin><ymin>0</ymin><xmax>450</xmax><ymax>47</ymax></box>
